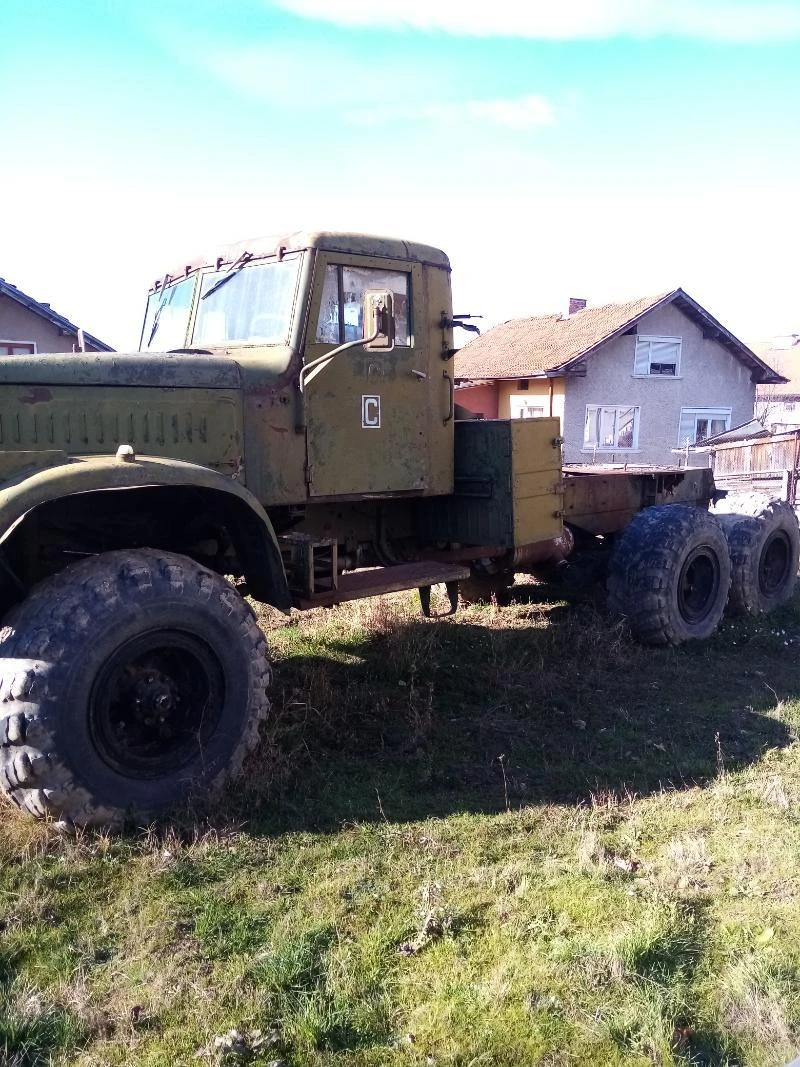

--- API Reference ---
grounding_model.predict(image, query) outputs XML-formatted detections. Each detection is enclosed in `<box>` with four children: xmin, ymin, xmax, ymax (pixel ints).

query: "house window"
<box><xmin>517</xmin><ymin>379</ymin><xmax>529</xmax><ymax>390</ymax></box>
<box><xmin>0</xmin><ymin>341</ymin><xmax>35</xmax><ymax>355</ymax></box>
<box><xmin>678</xmin><ymin>407</ymin><xmax>731</xmax><ymax>445</ymax></box>
<box><xmin>315</xmin><ymin>264</ymin><xmax>410</xmax><ymax>346</ymax></box>
<box><xmin>583</xmin><ymin>405</ymin><xmax>640</xmax><ymax>450</ymax></box>
<box><xmin>634</xmin><ymin>336</ymin><xmax>681</xmax><ymax>377</ymax></box>
<box><xmin>510</xmin><ymin>396</ymin><xmax>544</xmax><ymax>418</ymax></box>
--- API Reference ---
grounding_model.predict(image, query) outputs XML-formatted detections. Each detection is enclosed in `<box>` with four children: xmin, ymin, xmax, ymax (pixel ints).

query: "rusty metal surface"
<box><xmin>512</xmin><ymin>529</ymin><xmax>575</xmax><ymax>567</ymax></box>
<box><xmin>416</xmin><ymin>418</ymin><xmax>562</xmax><ymax>549</ymax></box>
<box><xmin>0</xmin><ymin>386</ymin><xmax>243</xmax><ymax>478</ymax></box>
<box><xmin>564</xmin><ymin>468</ymin><xmax>715</xmax><ymax>535</ymax></box>
<box><xmin>292</xmin><ymin>560</ymin><xmax>469</xmax><ymax>609</ymax></box>
<box><xmin>0</xmin><ymin>352</ymin><xmax>241</xmax><ymax>389</ymax></box>
<box><xmin>0</xmin><ymin>454</ymin><xmax>270</xmax><ymax>543</ymax></box>
<box><xmin>420</xmin><ymin>543</ymin><xmax>507</xmax><ymax>563</ymax></box>
<box><xmin>155</xmin><ymin>231</ymin><xmax>450</xmax><ymax>290</ymax></box>
<box><xmin>302</xmin><ymin>254</ymin><xmax>453</xmax><ymax>500</ymax></box>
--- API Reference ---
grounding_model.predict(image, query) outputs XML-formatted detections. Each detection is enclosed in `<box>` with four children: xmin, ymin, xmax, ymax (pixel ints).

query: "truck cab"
<box><xmin>140</xmin><ymin>231</ymin><xmax>457</xmax><ymax>505</ymax></box>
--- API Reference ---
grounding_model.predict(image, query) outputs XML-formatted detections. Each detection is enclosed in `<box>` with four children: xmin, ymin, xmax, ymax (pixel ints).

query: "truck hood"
<box><xmin>0</xmin><ymin>351</ymin><xmax>241</xmax><ymax>389</ymax></box>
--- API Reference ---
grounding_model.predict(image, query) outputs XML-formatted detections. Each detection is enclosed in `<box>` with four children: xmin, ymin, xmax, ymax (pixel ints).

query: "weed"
<box><xmin>3</xmin><ymin>592</ymin><xmax>800</xmax><ymax>1064</ymax></box>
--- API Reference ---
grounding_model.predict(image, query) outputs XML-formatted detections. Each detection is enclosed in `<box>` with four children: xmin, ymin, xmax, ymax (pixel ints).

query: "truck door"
<box><xmin>303</xmin><ymin>255</ymin><xmax>428</xmax><ymax>498</ymax></box>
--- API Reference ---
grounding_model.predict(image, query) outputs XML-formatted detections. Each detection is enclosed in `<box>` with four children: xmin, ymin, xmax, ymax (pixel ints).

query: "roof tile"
<box><xmin>453</xmin><ymin>289</ymin><xmax>784</xmax><ymax>386</ymax></box>
<box><xmin>454</xmin><ymin>292</ymin><xmax>674</xmax><ymax>379</ymax></box>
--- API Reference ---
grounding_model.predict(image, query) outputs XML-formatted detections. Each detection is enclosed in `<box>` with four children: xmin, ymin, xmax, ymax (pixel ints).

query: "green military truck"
<box><xmin>0</xmin><ymin>231</ymin><xmax>796</xmax><ymax>827</ymax></box>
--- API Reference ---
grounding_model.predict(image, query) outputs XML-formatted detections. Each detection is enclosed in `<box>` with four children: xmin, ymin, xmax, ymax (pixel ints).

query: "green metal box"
<box><xmin>416</xmin><ymin>418</ymin><xmax>563</xmax><ymax>549</ymax></box>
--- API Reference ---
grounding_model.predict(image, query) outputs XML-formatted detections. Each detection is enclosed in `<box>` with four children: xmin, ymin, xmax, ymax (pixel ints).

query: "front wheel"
<box><xmin>0</xmin><ymin>550</ymin><xmax>271</xmax><ymax>828</ymax></box>
<box><xmin>608</xmin><ymin>505</ymin><xmax>731</xmax><ymax>646</ymax></box>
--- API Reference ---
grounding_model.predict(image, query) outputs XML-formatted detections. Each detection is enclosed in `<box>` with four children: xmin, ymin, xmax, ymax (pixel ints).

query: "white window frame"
<box><xmin>583</xmin><ymin>404</ymin><xmax>641</xmax><ymax>451</ymax></box>
<box><xmin>0</xmin><ymin>339</ymin><xmax>37</xmax><ymax>355</ymax></box>
<box><xmin>509</xmin><ymin>395</ymin><xmax>544</xmax><ymax>419</ymax></box>
<box><xmin>677</xmin><ymin>407</ymin><xmax>732</xmax><ymax>446</ymax></box>
<box><xmin>633</xmin><ymin>335</ymin><xmax>682</xmax><ymax>378</ymax></box>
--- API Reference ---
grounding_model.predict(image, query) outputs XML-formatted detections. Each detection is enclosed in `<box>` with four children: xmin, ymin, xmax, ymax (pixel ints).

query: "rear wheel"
<box><xmin>608</xmin><ymin>505</ymin><xmax>731</xmax><ymax>646</ymax></box>
<box><xmin>0</xmin><ymin>549</ymin><xmax>271</xmax><ymax>828</ymax></box>
<box><xmin>719</xmin><ymin>503</ymin><xmax>799</xmax><ymax>615</ymax></box>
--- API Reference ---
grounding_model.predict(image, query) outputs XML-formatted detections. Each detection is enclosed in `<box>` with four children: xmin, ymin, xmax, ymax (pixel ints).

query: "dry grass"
<box><xmin>3</xmin><ymin>586</ymin><xmax>800</xmax><ymax>1064</ymax></box>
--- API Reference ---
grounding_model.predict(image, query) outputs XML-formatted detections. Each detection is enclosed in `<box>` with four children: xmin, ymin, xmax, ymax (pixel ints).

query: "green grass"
<box><xmin>4</xmin><ymin>583</ymin><xmax>800</xmax><ymax>1065</ymax></box>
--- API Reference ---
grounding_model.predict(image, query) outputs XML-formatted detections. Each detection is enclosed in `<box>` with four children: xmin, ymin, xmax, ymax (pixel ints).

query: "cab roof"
<box><xmin>152</xmin><ymin>231</ymin><xmax>450</xmax><ymax>291</ymax></box>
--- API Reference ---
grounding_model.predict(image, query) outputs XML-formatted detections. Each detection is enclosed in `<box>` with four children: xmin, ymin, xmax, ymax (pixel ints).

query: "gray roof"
<box><xmin>0</xmin><ymin>279</ymin><xmax>114</xmax><ymax>352</ymax></box>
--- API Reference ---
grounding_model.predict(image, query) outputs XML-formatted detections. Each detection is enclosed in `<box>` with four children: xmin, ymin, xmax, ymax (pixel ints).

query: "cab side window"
<box><xmin>315</xmin><ymin>264</ymin><xmax>410</xmax><ymax>345</ymax></box>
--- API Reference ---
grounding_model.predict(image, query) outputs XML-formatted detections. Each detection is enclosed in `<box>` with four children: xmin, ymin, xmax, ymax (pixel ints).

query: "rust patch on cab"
<box><xmin>19</xmin><ymin>386</ymin><xmax>53</xmax><ymax>405</ymax></box>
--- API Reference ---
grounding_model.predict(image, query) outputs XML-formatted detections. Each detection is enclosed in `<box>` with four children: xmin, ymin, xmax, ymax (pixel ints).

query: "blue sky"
<box><xmin>1</xmin><ymin>0</ymin><xmax>798</xmax><ymax>349</ymax></box>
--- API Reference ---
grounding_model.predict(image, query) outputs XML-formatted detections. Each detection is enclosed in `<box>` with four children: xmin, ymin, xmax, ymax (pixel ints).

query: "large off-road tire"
<box><xmin>608</xmin><ymin>505</ymin><xmax>731</xmax><ymax>646</ymax></box>
<box><xmin>0</xmin><ymin>550</ymin><xmax>271</xmax><ymax>828</ymax></box>
<box><xmin>718</xmin><ymin>506</ymin><xmax>799</xmax><ymax>615</ymax></box>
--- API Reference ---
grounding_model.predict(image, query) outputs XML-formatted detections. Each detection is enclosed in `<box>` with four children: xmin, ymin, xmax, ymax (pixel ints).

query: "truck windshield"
<box><xmin>192</xmin><ymin>257</ymin><xmax>301</xmax><ymax>347</ymax></box>
<box><xmin>140</xmin><ymin>276</ymin><xmax>196</xmax><ymax>351</ymax></box>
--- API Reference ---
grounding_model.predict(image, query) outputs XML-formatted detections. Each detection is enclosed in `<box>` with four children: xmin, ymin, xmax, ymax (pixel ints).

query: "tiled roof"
<box><xmin>454</xmin><ymin>378</ymin><xmax>494</xmax><ymax>390</ymax></box>
<box><xmin>0</xmin><ymin>279</ymin><xmax>113</xmax><ymax>352</ymax></box>
<box><xmin>454</xmin><ymin>288</ymin><xmax>784</xmax><ymax>385</ymax></box>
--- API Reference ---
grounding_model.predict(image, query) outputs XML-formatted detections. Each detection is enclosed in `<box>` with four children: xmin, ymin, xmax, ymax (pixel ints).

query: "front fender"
<box><xmin>0</xmin><ymin>453</ymin><xmax>291</xmax><ymax>612</ymax></box>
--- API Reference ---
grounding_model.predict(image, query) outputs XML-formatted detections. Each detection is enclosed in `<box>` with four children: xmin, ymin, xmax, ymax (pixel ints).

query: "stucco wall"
<box><xmin>498</xmin><ymin>377</ymin><xmax>565</xmax><ymax>424</ymax></box>
<box><xmin>562</xmin><ymin>303</ymin><xmax>755</xmax><ymax>465</ymax></box>
<box><xmin>0</xmin><ymin>296</ymin><xmax>104</xmax><ymax>354</ymax></box>
<box><xmin>454</xmin><ymin>382</ymin><xmax>499</xmax><ymax>419</ymax></box>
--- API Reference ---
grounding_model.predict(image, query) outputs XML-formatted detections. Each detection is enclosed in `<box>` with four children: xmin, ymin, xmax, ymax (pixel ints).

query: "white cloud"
<box><xmin>269</xmin><ymin>0</ymin><xmax>800</xmax><ymax>42</ymax></box>
<box><xmin>353</xmin><ymin>94</ymin><xmax>556</xmax><ymax>130</ymax></box>
<box><xmin>148</xmin><ymin>24</ymin><xmax>557</xmax><ymax>129</ymax></box>
<box><xmin>146</xmin><ymin>28</ymin><xmax>451</xmax><ymax>110</ymax></box>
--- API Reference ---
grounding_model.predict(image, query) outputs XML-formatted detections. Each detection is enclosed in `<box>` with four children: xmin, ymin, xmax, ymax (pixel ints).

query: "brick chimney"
<box><xmin>568</xmin><ymin>297</ymin><xmax>587</xmax><ymax>316</ymax></box>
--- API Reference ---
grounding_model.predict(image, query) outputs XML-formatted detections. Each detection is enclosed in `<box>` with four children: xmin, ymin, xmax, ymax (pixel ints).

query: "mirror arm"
<box><xmin>298</xmin><ymin>328</ymin><xmax>382</xmax><ymax>393</ymax></box>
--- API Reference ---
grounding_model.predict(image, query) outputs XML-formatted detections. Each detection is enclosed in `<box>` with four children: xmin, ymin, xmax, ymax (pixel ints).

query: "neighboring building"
<box><xmin>0</xmin><ymin>278</ymin><xmax>113</xmax><ymax>355</ymax></box>
<box><xmin>754</xmin><ymin>335</ymin><xmax>800</xmax><ymax>432</ymax></box>
<box><xmin>454</xmin><ymin>289</ymin><xmax>784</xmax><ymax>466</ymax></box>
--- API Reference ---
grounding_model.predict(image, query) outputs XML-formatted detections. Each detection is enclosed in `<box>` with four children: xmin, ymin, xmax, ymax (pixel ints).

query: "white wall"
<box><xmin>562</xmin><ymin>303</ymin><xmax>755</xmax><ymax>465</ymax></box>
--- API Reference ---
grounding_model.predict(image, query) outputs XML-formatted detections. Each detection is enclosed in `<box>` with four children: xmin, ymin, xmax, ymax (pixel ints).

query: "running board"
<box><xmin>292</xmin><ymin>560</ymin><xmax>470</xmax><ymax>610</ymax></box>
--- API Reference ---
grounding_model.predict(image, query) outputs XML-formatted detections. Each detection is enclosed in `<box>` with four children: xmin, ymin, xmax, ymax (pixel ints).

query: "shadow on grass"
<box><xmin>226</xmin><ymin>594</ymin><xmax>800</xmax><ymax>836</ymax></box>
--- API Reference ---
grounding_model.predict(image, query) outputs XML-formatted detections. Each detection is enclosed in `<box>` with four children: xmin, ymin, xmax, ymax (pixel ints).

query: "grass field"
<box><xmin>3</xmin><ymin>581</ymin><xmax>800</xmax><ymax>1066</ymax></box>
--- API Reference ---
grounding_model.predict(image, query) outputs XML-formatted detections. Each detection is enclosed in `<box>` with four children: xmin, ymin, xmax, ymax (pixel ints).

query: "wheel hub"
<box><xmin>677</xmin><ymin>547</ymin><xmax>720</xmax><ymax>624</ymax></box>
<box><xmin>759</xmin><ymin>530</ymin><xmax>792</xmax><ymax>597</ymax></box>
<box><xmin>89</xmin><ymin>630</ymin><xmax>225</xmax><ymax>779</ymax></box>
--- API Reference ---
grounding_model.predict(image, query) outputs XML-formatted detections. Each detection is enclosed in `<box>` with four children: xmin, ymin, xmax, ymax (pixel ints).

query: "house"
<box><xmin>454</xmin><ymin>289</ymin><xmax>784</xmax><ymax>466</ymax></box>
<box><xmin>0</xmin><ymin>278</ymin><xmax>113</xmax><ymax>355</ymax></box>
<box><xmin>753</xmin><ymin>335</ymin><xmax>800</xmax><ymax>432</ymax></box>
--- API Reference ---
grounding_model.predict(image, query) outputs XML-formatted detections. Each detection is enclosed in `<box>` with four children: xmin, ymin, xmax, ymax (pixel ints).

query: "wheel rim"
<box><xmin>759</xmin><ymin>530</ymin><xmax>792</xmax><ymax>597</ymax></box>
<box><xmin>89</xmin><ymin>630</ymin><xmax>225</xmax><ymax>779</ymax></box>
<box><xmin>677</xmin><ymin>547</ymin><xmax>720</xmax><ymax>624</ymax></box>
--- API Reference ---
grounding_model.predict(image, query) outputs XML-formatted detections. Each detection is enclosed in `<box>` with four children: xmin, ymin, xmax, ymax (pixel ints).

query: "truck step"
<box><xmin>292</xmin><ymin>560</ymin><xmax>470</xmax><ymax>610</ymax></box>
<box><xmin>279</xmin><ymin>532</ymin><xmax>338</xmax><ymax>599</ymax></box>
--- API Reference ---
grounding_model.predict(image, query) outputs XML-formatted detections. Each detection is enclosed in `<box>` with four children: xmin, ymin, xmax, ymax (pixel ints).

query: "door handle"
<box><xmin>443</xmin><ymin>371</ymin><xmax>454</xmax><ymax>424</ymax></box>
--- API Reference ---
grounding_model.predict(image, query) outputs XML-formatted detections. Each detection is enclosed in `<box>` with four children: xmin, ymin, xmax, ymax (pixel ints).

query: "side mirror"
<box><xmin>363</xmin><ymin>290</ymin><xmax>395</xmax><ymax>351</ymax></box>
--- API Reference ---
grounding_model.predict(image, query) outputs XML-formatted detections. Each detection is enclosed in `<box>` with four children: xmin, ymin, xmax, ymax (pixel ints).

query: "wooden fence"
<box><xmin>708</xmin><ymin>429</ymin><xmax>800</xmax><ymax>503</ymax></box>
